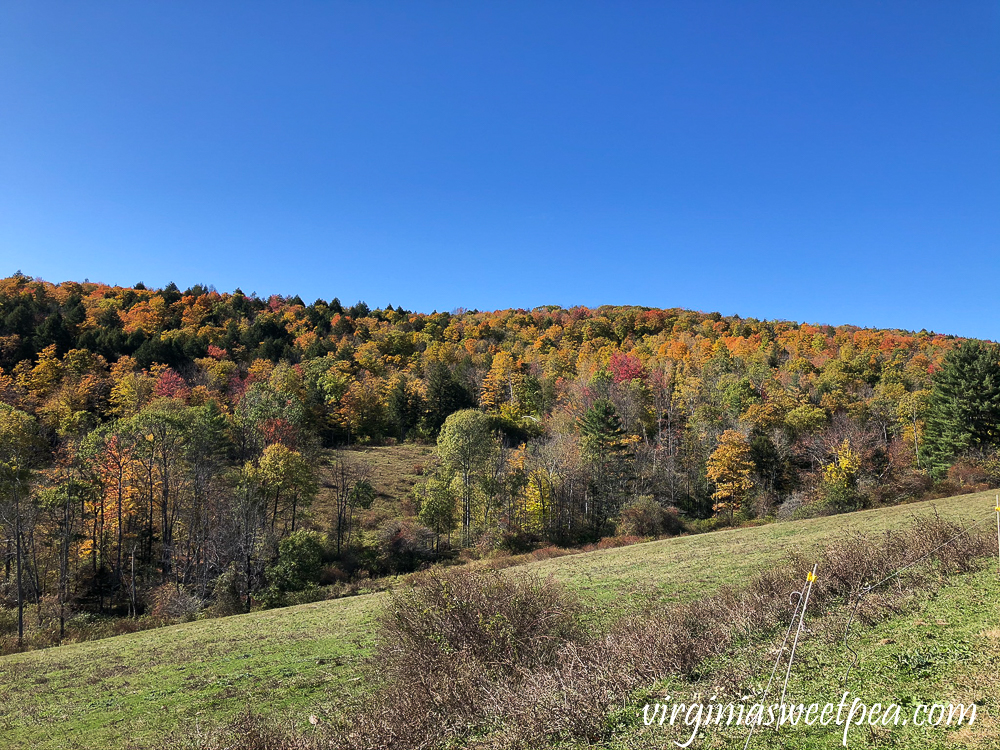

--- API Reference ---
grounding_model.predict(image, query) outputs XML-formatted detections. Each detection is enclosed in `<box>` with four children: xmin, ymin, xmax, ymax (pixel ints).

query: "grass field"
<box><xmin>0</xmin><ymin>489</ymin><xmax>997</xmax><ymax>749</ymax></box>
<box><xmin>624</xmin><ymin>568</ymin><xmax>1000</xmax><ymax>749</ymax></box>
<box><xmin>313</xmin><ymin>443</ymin><xmax>438</xmax><ymax>530</ymax></box>
<box><xmin>533</xmin><ymin>489</ymin><xmax>1000</xmax><ymax>606</ymax></box>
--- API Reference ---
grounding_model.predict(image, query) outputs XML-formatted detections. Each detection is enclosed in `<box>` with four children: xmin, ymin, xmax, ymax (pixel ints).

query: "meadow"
<box><xmin>0</xmin><ymin>489</ymin><xmax>996</xmax><ymax>749</ymax></box>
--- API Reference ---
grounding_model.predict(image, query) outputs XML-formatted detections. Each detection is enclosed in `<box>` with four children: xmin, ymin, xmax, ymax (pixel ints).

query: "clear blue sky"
<box><xmin>1</xmin><ymin>2</ymin><xmax>998</xmax><ymax>337</ymax></box>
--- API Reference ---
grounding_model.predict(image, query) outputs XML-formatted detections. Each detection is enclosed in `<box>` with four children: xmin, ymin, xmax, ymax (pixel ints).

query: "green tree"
<box><xmin>416</xmin><ymin>473</ymin><xmax>458</xmax><ymax>549</ymax></box>
<box><xmin>437</xmin><ymin>409</ymin><xmax>493</xmax><ymax>546</ymax></box>
<box><xmin>924</xmin><ymin>341</ymin><xmax>1000</xmax><ymax>476</ymax></box>
<box><xmin>579</xmin><ymin>399</ymin><xmax>630</xmax><ymax>534</ymax></box>
<box><xmin>423</xmin><ymin>361</ymin><xmax>473</xmax><ymax>434</ymax></box>
<box><xmin>386</xmin><ymin>373</ymin><xmax>424</xmax><ymax>441</ymax></box>
<box><xmin>263</xmin><ymin>530</ymin><xmax>325</xmax><ymax>605</ymax></box>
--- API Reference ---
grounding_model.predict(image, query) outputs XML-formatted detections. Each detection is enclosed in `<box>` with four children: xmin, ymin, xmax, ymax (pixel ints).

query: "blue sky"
<box><xmin>1</xmin><ymin>2</ymin><xmax>998</xmax><ymax>337</ymax></box>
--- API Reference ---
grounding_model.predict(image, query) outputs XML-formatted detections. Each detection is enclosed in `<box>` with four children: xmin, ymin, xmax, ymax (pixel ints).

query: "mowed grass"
<box><xmin>0</xmin><ymin>595</ymin><xmax>376</xmax><ymax>749</ymax></box>
<box><xmin>0</xmin><ymin>489</ymin><xmax>995</xmax><ymax>749</ymax></box>
<box><xmin>531</xmin><ymin>489</ymin><xmax>1000</xmax><ymax>607</ymax></box>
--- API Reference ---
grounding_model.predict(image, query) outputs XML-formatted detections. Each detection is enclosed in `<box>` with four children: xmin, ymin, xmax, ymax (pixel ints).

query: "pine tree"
<box><xmin>579</xmin><ymin>399</ymin><xmax>630</xmax><ymax>534</ymax></box>
<box><xmin>423</xmin><ymin>361</ymin><xmax>473</xmax><ymax>434</ymax></box>
<box><xmin>924</xmin><ymin>341</ymin><xmax>1000</xmax><ymax>476</ymax></box>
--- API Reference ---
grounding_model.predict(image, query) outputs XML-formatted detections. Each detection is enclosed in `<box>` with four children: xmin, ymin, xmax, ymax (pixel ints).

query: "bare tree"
<box><xmin>328</xmin><ymin>453</ymin><xmax>375</xmax><ymax>555</ymax></box>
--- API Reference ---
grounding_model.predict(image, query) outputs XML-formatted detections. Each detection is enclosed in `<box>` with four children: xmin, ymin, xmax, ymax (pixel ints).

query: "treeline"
<box><xmin>1</xmin><ymin>272</ymin><xmax>999</xmax><ymax>647</ymax></box>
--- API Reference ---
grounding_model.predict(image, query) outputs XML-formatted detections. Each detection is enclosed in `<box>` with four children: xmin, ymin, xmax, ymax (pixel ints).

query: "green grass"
<box><xmin>0</xmin><ymin>595</ymin><xmax>376</xmax><ymax>749</ymax></box>
<box><xmin>618</xmin><ymin>568</ymin><xmax>1000</xmax><ymax>749</ymax></box>
<box><xmin>0</xmin><ymin>488</ymin><xmax>996</xmax><ymax>749</ymax></box>
<box><xmin>532</xmin><ymin>489</ymin><xmax>999</xmax><ymax>606</ymax></box>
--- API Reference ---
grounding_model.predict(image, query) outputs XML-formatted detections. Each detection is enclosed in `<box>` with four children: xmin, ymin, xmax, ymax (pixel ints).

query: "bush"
<box><xmin>685</xmin><ymin>515</ymin><xmax>730</xmax><ymax>534</ymax></box>
<box><xmin>616</xmin><ymin>496</ymin><xmax>686</xmax><ymax>537</ymax></box>
<box><xmin>821</xmin><ymin>476</ymin><xmax>863</xmax><ymax>512</ymax></box>
<box><xmin>377</xmin><ymin>519</ymin><xmax>435</xmax><ymax>572</ymax></box>
<box><xmin>207</xmin><ymin>564</ymin><xmax>244</xmax><ymax>617</ymax></box>
<box><xmin>495</xmin><ymin>529</ymin><xmax>540</xmax><ymax>554</ymax></box>
<box><xmin>266</xmin><ymin>531</ymin><xmax>326</xmax><ymax>593</ymax></box>
<box><xmin>146</xmin><ymin>583</ymin><xmax>202</xmax><ymax>621</ymax></box>
<box><xmin>596</xmin><ymin>535</ymin><xmax>645</xmax><ymax>549</ymax></box>
<box><xmin>615</xmin><ymin>496</ymin><xmax>662</xmax><ymax>537</ymax></box>
<box><xmin>376</xmin><ymin>568</ymin><xmax>582</xmax><ymax>679</ymax></box>
<box><xmin>322</xmin><ymin>515</ymin><xmax>993</xmax><ymax>750</ymax></box>
<box><xmin>947</xmin><ymin>459</ymin><xmax>992</xmax><ymax>489</ymax></box>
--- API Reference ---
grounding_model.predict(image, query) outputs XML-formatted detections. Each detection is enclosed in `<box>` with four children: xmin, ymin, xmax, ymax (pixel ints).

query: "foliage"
<box><xmin>923</xmin><ymin>340</ymin><xmax>1000</xmax><ymax>476</ymax></box>
<box><xmin>822</xmin><ymin>438</ymin><xmax>863</xmax><ymax>510</ymax></box>
<box><xmin>0</xmin><ymin>273</ymin><xmax>992</xmax><ymax>628</ymax></box>
<box><xmin>262</xmin><ymin>530</ymin><xmax>327</xmax><ymax>606</ymax></box>
<box><xmin>615</xmin><ymin>496</ymin><xmax>684</xmax><ymax>537</ymax></box>
<box><xmin>706</xmin><ymin>429</ymin><xmax>755</xmax><ymax>522</ymax></box>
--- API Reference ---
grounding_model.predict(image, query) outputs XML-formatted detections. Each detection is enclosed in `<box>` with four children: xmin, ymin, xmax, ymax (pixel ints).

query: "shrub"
<box><xmin>947</xmin><ymin>459</ymin><xmax>991</xmax><ymax>489</ymax></box>
<box><xmin>615</xmin><ymin>496</ymin><xmax>663</xmax><ymax>537</ymax></box>
<box><xmin>376</xmin><ymin>568</ymin><xmax>582</xmax><ymax>679</ymax></box>
<box><xmin>616</xmin><ymin>497</ymin><xmax>686</xmax><ymax>537</ymax></box>
<box><xmin>596</xmin><ymin>534</ymin><xmax>644</xmax><ymax>549</ymax></box>
<box><xmin>377</xmin><ymin>519</ymin><xmax>435</xmax><ymax>572</ymax></box>
<box><xmin>323</xmin><ymin>515</ymin><xmax>993</xmax><ymax>750</ymax></box>
<box><xmin>266</xmin><ymin>530</ymin><xmax>326</xmax><ymax>593</ymax></box>
<box><xmin>207</xmin><ymin>563</ymin><xmax>244</xmax><ymax>617</ymax></box>
<box><xmin>146</xmin><ymin>583</ymin><xmax>202</xmax><ymax>621</ymax></box>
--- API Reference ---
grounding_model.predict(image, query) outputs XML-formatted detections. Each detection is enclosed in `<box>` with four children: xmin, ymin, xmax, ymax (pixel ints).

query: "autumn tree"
<box><xmin>822</xmin><ymin>439</ymin><xmax>861</xmax><ymax>511</ymax></box>
<box><xmin>480</xmin><ymin>351</ymin><xmax>524</xmax><ymax>416</ymax></box>
<box><xmin>0</xmin><ymin>405</ymin><xmax>44</xmax><ymax>647</ymax></box>
<box><xmin>706</xmin><ymin>429</ymin><xmax>755</xmax><ymax>524</ymax></box>
<box><xmin>250</xmin><ymin>443</ymin><xmax>317</xmax><ymax>536</ymax></box>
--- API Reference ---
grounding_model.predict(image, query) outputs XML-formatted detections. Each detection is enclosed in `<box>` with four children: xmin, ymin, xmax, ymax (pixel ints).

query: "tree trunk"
<box><xmin>15</xmin><ymin>488</ymin><xmax>24</xmax><ymax>649</ymax></box>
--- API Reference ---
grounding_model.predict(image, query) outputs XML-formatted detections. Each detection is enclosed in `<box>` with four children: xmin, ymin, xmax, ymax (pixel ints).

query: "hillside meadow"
<box><xmin>0</xmin><ymin>489</ymin><xmax>997</xmax><ymax>749</ymax></box>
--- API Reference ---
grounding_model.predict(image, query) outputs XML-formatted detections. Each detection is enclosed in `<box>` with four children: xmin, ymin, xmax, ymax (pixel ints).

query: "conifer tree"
<box><xmin>924</xmin><ymin>341</ymin><xmax>1000</xmax><ymax>476</ymax></box>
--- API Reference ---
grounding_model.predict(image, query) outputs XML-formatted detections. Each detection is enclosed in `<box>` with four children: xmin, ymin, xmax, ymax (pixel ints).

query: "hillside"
<box><xmin>1</xmin><ymin>489</ymin><xmax>997</xmax><ymax>749</ymax></box>
<box><xmin>5</xmin><ymin>273</ymin><xmax>1000</xmax><ymax>657</ymax></box>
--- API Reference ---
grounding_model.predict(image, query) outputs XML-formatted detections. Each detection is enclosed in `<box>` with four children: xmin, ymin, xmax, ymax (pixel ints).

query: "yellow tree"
<box><xmin>109</xmin><ymin>356</ymin><xmax>154</xmax><ymax>418</ymax></box>
<box><xmin>706</xmin><ymin>429</ymin><xmax>755</xmax><ymax>524</ymax></box>
<box><xmin>250</xmin><ymin>443</ymin><xmax>317</xmax><ymax>534</ymax></box>
<box><xmin>480</xmin><ymin>351</ymin><xmax>524</xmax><ymax>415</ymax></box>
<box><xmin>822</xmin><ymin>439</ymin><xmax>861</xmax><ymax>510</ymax></box>
<box><xmin>522</xmin><ymin>468</ymin><xmax>555</xmax><ymax>534</ymax></box>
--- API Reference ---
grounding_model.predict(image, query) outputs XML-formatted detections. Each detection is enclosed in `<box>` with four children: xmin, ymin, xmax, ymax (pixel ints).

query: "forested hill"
<box><xmin>0</xmin><ymin>272</ymin><xmax>987</xmax><ymax>475</ymax></box>
<box><xmin>0</xmin><ymin>272</ymin><xmax>964</xmax><ymax>377</ymax></box>
<box><xmin>2</xmin><ymin>271</ymin><xmax>1000</xmax><ymax>645</ymax></box>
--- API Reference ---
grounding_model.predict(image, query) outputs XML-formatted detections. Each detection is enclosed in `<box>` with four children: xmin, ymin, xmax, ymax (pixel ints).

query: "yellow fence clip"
<box><xmin>806</xmin><ymin>571</ymin><xmax>816</xmax><ymax>583</ymax></box>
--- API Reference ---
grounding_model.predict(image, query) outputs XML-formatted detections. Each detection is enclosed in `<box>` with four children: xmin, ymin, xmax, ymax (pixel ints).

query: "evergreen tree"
<box><xmin>923</xmin><ymin>340</ymin><xmax>1000</xmax><ymax>476</ymax></box>
<box><xmin>423</xmin><ymin>361</ymin><xmax>473</xmax><ymax>434</ymax></box>
<box><xmin>579</xmin><ymin>399</ymin><xmax>626</xmax><ymax>460</ymax></box>
<box><xmin>579</xmin><ymin>399</ymin><xmax>630</xmax><ymax>535</ymax></box>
